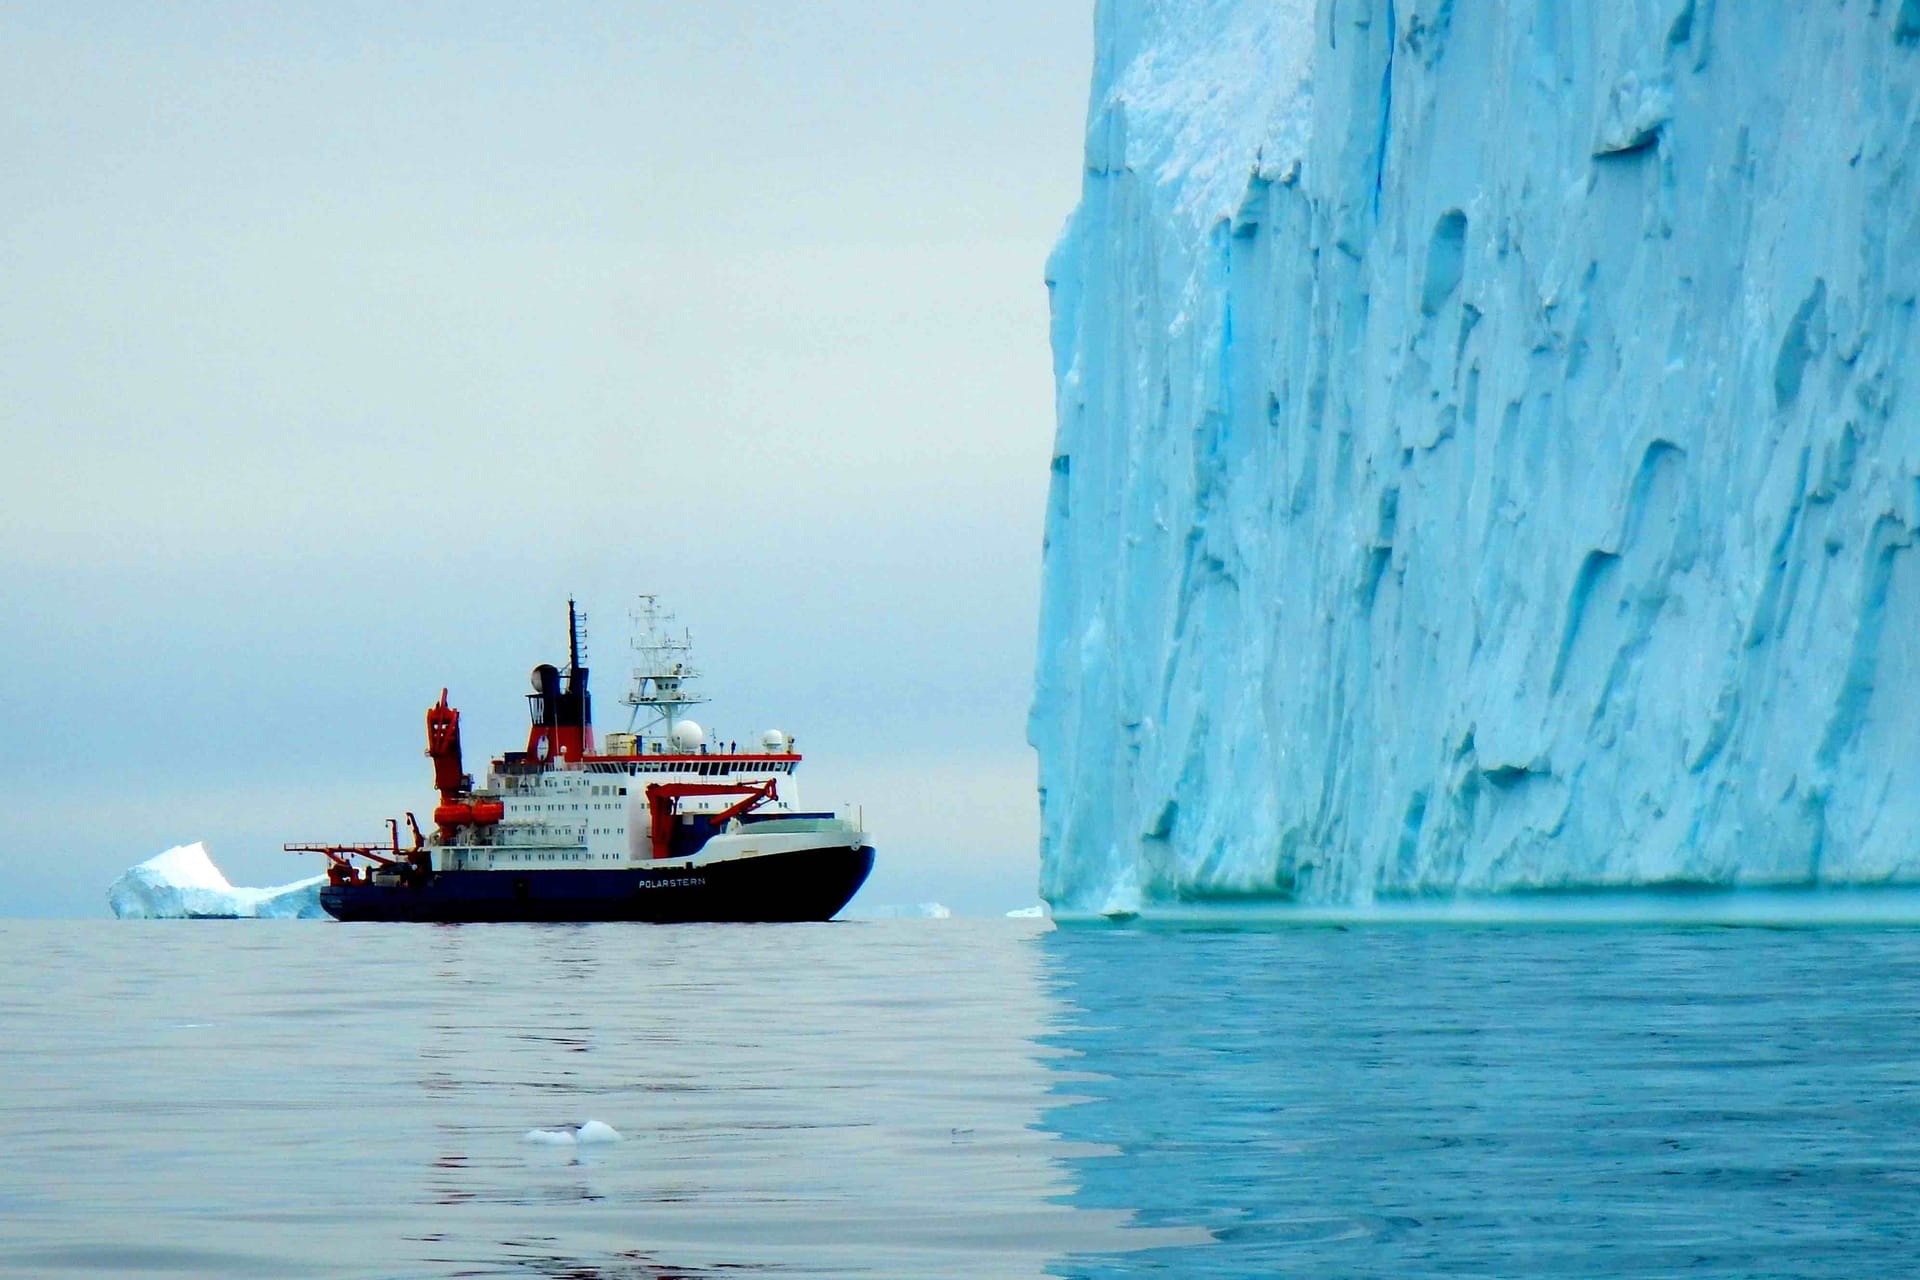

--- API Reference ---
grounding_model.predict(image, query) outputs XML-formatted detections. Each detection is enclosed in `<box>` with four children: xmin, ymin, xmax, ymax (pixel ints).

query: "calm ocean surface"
<box><xmin>3</xmin><ymin>918</ymin><xmax>1918</xmax><ymax>1278</ymax></box>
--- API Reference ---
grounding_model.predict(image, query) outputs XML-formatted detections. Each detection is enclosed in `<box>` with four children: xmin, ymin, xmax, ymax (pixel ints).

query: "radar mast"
<box><xmin>621</xmin><ymin>594</ymin><xmax>709</xmax><ymax>751</ymax></box>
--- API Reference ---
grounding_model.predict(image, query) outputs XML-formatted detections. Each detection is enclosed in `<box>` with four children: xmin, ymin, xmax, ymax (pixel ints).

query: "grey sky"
<box><xmin>0</xmin><ymin>2</ymin><xmax>1093</xmax><ymax>915</ymax></box>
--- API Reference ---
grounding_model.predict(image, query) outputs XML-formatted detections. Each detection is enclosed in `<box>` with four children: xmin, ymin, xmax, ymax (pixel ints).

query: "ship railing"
<box><xmin>284</xmin><ymin>840</ymin><xmax>410</xmax><ymax>853</ymax></box>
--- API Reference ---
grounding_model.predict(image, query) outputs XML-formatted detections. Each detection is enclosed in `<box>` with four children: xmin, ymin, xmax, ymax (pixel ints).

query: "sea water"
<box><xmin>2</xmin><ymin>918</ymin><xmax>1917</xmax><ymax>1277</ymax></box>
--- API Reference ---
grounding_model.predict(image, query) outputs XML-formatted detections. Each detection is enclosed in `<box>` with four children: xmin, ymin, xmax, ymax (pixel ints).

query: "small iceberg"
<box><xmin>1005</xmin><ymin>904</ymin><xmax>1050</xmax><ymax>919</ymax></box>
<box><xmin>523</xmin><ymin>1120</ymin><xmax>623</xmax><ymax>1145</ymax></box>
<box><xmin>107</xmin><ymin>842</ymin><xmax>326</xmax><ymax>920</ymax></box>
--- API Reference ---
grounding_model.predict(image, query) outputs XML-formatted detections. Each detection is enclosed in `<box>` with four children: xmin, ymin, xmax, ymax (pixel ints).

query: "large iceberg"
<box><xmin>107</xmin><ymin>843</ymin><xmax>326</xmax><ymax>919</ymax></box>
<box><xmin>1032</xmin><ymin>0</ymin><xmax>1920</xmax><ymax>914</ymax></box>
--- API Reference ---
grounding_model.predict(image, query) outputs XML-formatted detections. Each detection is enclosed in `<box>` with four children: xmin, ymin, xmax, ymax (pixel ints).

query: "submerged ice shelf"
<box><xmin>1032</xmin><ymin>0</ymin><xmax>1920</xmax><ymax>914</ymax></box>
<box><xmin>107</xmin><ymin>843</ymin><xmax>325</xmax><ymax>919</ymax></box>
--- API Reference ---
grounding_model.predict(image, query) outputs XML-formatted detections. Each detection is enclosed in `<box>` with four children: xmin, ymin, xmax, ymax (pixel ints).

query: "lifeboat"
<box><xmin>434</xmin><ymin>800</ymin><xmax>504</xmax><ymax>827</ymax></box>
<box><xmin>433</xmin><ymin>802</ymin><xmax>473</xmax><ymax>828</ymax></box>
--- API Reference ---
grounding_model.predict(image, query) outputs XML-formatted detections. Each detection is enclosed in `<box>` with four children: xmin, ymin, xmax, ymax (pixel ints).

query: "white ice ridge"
<box><xmin>107</xmin><ymin>842</ymin><xmax>326</xmax><ymax>919</ymax></box>
<box><xmin>523</xmin><ymin>1120</ymin><xmax>623</xmax><ymax>1146</ymax></box>
<box><xmin>1033</xmin><ymin>0</ymin><xmax>1920</xmax><ymax>915</ymax></box>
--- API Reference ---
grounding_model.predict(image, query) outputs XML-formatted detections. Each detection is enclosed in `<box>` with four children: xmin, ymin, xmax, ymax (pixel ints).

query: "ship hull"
<box><xmin>319</xmin><ymin>844</ymin><xmax>875</xmax><ymax>923</ymax></box>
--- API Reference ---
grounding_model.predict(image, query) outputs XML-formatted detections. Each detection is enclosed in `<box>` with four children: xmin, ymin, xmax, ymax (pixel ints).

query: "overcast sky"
<box><xmin>0</xmin><ymin>2</ymin><xmax>1094</xmax><ymax>916</ymax></box>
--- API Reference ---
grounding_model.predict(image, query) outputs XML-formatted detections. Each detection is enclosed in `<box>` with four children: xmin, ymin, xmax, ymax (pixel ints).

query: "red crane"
<box><xmin>644</xmin><ymin>779</ymin><xmax>779</xmax><ymax>860</ymax></box>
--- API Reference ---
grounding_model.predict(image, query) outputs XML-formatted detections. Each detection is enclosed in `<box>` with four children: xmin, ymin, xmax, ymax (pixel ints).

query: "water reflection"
<box><xmin>444</xmin><ymin>1246</ymin><xmax>751</xmax><ymax>1279</ymax></box>
<box><xmin>402</xmin><ymin>921</ymin><xmax>1170</xmax><ymax>1278</ymax></box>
<box><xmin>1031</xmin><ymin>924</ymin><xmax>1920</xmax><ymax>1278</ymax></box>
<box><xmin>40</xmin><ymin>919</ymin><xmax>1908</xmax><ymax>1278</ymax></box>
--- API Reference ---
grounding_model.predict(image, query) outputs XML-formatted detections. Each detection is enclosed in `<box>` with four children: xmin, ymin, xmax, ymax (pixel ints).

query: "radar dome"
<box><xmin>670</xmin><ymin>720</ymin><xmax>705</xmax><ymax>752</ymax></box>
<box><xmin>761</xmin><ymin>729</ymin><xmax>788</xmax><ymax>752</ymax></box>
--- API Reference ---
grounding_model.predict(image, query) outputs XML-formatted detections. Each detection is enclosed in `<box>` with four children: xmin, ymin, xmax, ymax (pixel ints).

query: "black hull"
<box><xmin>319</xmin><ymin>845</ymin><xmax>875</xmax><ymax>923</ymax></box>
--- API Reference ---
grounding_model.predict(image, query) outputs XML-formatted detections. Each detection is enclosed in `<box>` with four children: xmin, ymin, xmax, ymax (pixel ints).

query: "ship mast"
<box><xmin>621</xmin><ymin>595</ymin><xmax>709</xmax><ymax>751</ymax></box>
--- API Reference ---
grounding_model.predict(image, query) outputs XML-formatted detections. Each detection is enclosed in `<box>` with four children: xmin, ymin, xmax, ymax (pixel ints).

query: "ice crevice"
<box><xmin>1032</xmin><ymin>0</ymin><xmax>1920</xmax><ymax>913</ymax></box>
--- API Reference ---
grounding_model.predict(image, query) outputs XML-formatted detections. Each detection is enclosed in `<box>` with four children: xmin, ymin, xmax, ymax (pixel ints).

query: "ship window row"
<box><xmin>512</xmin><ymin>802</ymin><xmax>628</xmax><ymax>812</ymax></box>
<box><xmin>463</xmin><ymin>852</ymin><xmax>624</xmax><ymax>866</ymax></box>
<box><xmin>612</xmin><ymin>761</ymin><xmax>793</xmax><ymax>776</ymax></box>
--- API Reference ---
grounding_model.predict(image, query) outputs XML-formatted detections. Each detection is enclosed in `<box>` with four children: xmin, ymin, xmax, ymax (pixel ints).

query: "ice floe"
<box><xmin>523</xmin><ymin>1120</ymin><xmax>623</xmax><ymax>1145</ymax></box>
<box><xmin>851</xmin><ymin>902</ymin><xmax>953</xmax><ymax>919</ymax></box>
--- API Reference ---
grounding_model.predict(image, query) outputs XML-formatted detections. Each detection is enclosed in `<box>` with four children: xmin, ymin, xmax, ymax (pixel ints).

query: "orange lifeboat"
<box><xmin>433</xmin><ymin>802</ymin><xmax>474</xmax><ymax>828</ymax></box>
<box><xmin>435</xmin><ymin>800</ymin><xmax>504</xmax><ymax>827</ymax></box>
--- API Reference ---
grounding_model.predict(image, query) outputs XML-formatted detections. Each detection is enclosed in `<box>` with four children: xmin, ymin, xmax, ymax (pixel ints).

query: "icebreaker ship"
<box><xmin>1032</xmin><ymin>0</ymin><xmax>1920</xmax><ymax>915</ymax></box>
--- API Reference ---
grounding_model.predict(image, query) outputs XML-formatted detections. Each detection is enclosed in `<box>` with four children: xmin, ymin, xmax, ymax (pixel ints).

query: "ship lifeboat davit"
<box><xmin>435</xmin><ymin>800</ymin><xmax>504</xmax><ymax>827</ymax></box>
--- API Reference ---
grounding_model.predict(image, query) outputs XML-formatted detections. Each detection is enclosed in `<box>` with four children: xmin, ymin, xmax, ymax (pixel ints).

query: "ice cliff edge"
<box><xmin>1033</xmin><ymin>0</ymin><xmax>1920</xmax><ymax>914</ymax></box>
<box><xmin>108</xmin><ymin>843</ymin><xmax>325</xmax><ymax>919</ymax></box>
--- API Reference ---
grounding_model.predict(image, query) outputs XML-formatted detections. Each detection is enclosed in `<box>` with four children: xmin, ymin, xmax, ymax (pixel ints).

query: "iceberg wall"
<box><xmin>107</xmin><ymin>843</ymin><xmax>326</xmax><ymax>919</ymax></box>
<box><xmin>1032</xmin><ymin>0</ymin><xmax>1920</xmax><ymax>913</ymax></box>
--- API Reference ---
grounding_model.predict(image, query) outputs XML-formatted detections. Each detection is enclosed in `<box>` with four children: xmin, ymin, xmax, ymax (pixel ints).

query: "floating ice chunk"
<box><xmin>852</xmin><ymin>902</ymin><xmax>952</xmax><ymax>919</ymax></box>
<box><xmin>523</xmin><ymin>1120</ymin><xmax>623</xmax><ymax>1145</ymax></box>
<box><xmin>1005</xmin><ymin>904</ymin><xmax>1049</xmax><ymax>919</ymax></box>
<box><xmin>107</xmin><ymin>842</ymin><xmax>325</xmax><ymax>919</ymax></box>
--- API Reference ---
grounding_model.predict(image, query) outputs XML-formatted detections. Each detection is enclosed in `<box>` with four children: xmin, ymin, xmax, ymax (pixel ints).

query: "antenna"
<box><xmin>620</xmin><ymin>594</ymin><xmax>709</xmax><ymax>747</ymax></box>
